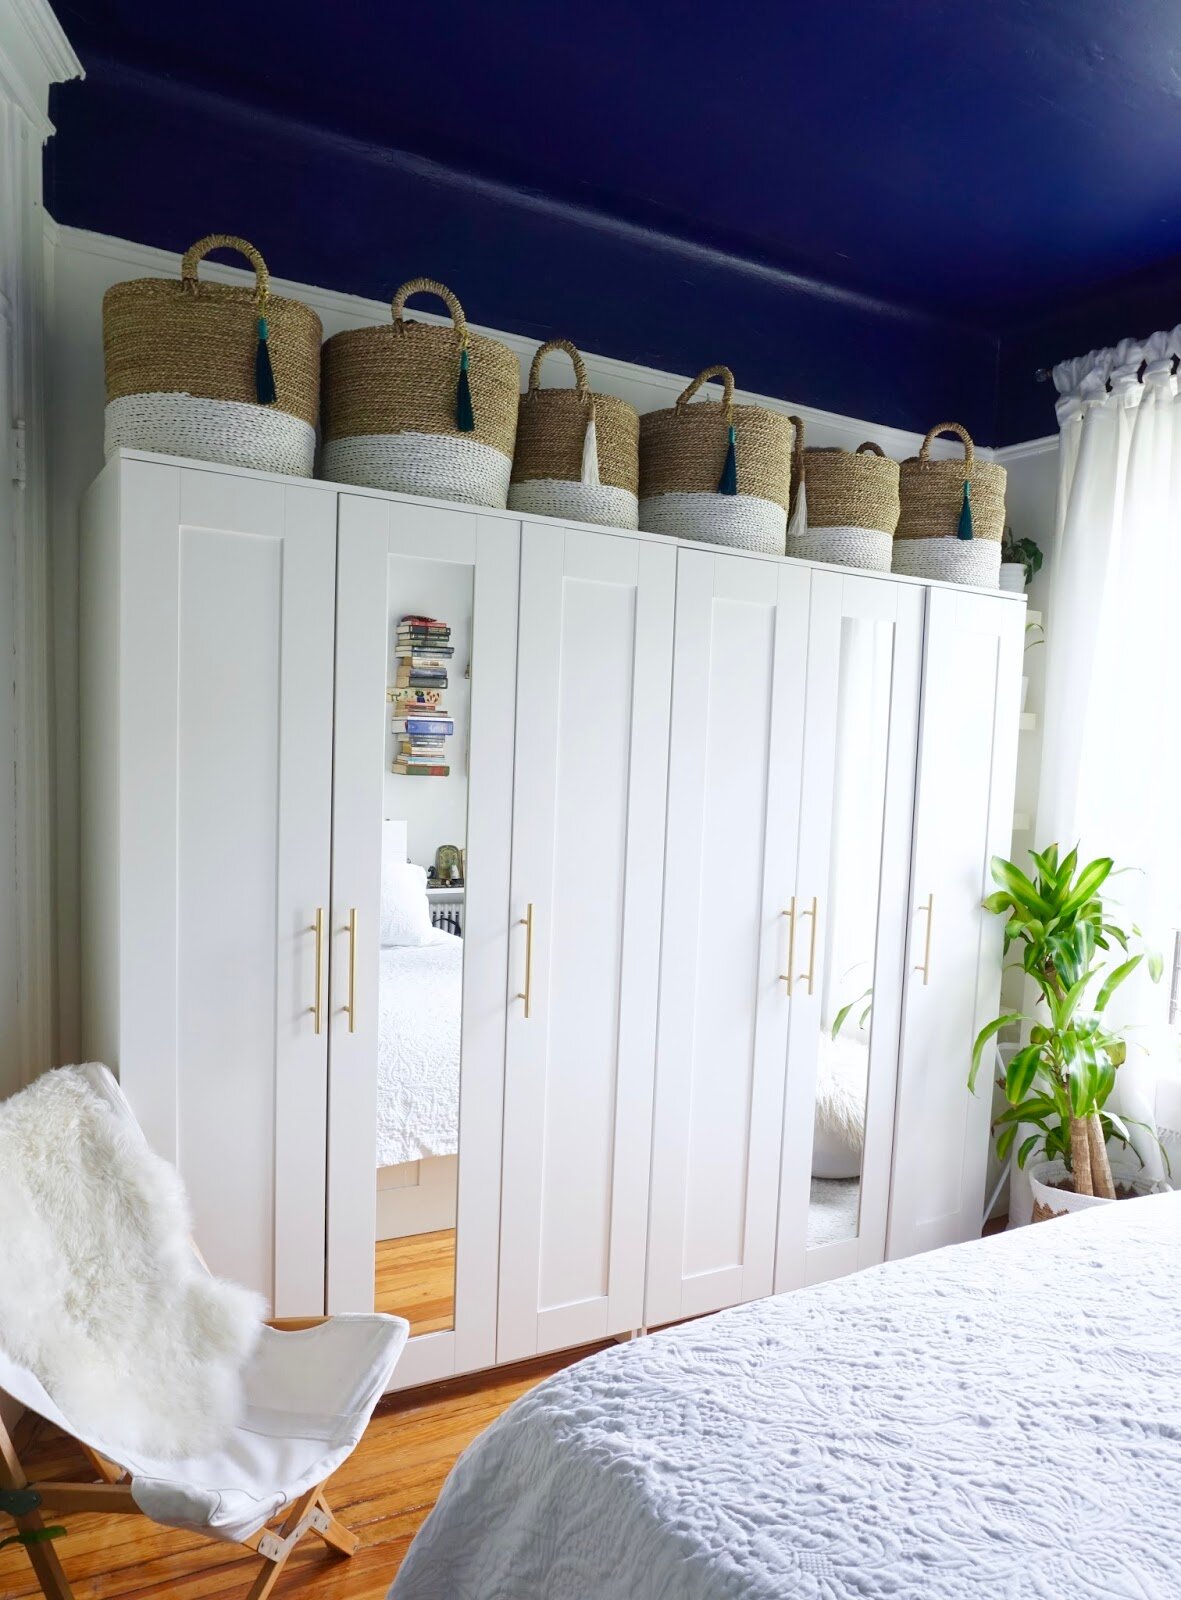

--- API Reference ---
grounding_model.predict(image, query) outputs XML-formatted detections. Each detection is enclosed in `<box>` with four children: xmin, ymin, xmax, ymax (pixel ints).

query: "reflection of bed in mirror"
<box><xmin>374</xmin><ymin>820</ymin><xmax>462</xmax><ymax>1334</ymax></box>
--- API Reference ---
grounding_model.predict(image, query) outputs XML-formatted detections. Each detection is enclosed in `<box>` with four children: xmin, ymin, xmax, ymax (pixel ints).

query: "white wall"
<box><xmin>46</xmin><ymin>222</ymin><xmax>972</xmax><ymax>1056</ymax></box>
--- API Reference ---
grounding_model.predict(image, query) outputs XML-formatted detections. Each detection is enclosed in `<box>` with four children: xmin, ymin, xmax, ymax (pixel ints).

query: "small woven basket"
<box><xmin>638</xmin><ymin>366</ymin><xmax>793</xmax><ymax>554</ymax></box>
<box><xmin>320</xmin><ymin>278</ymin><xmax>519</xmax><ymax>508</ymax></box>
<box><xmin>786</xmin><ymin>426</ymin><xmax>900</xmax><ymax>572</ymax></box>
<box><xmin>893</xmin><ymin>423</ymin><xmax>1006</xmax><ymax>587</ymax></box>
<box><xmin>102</xmin><ymin>234</ymin><xmax>322</xmax><ymax>476</ymax></box>
<box><xmin>508</xmin><ymin>339</ymin><xmax>639</xmax><ymax>528</ymax></box>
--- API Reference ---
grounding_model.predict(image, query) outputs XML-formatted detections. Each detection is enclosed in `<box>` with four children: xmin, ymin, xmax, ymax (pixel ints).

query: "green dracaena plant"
<box><xmin>969</xmin><ymin>845</ymin><xmax>1162</xmax><ymax>1198</ymax></box>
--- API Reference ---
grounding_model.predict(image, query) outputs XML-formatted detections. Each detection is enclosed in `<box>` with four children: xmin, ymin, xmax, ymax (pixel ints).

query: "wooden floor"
<box><xmin>0</xmin><ymin>1345</ymin><xmax>603</xmax><ymax>1599</ymax></box>
<box><xmin>374</xmin><ymin>1230</ymin><xmax>456</xmax><ymax>1336</ymax></box>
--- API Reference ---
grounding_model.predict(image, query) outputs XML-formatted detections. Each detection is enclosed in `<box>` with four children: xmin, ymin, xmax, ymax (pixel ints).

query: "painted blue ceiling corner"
<box><xmin>44</xmin><ymin>1</ymin><xmax>1181</xmax><ymax>444</ymax></box>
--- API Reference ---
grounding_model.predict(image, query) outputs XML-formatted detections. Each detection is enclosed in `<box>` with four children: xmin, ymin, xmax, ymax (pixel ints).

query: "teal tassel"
<box><xmin>455</xmin><ymin>346</ymin><xmax>475</xmax><ymax>432</ymax></box>
<box><xmin>718</xmin><ymin>424</ymin><xmax>738</xmax><ymax>495</ymax></box>
<box><xmin>957</xmin><ymin>479</ymin><xmax>974</xmax><ymax>540</ymax></box>
<box><xmin>254</xmin><ymin>316</ymin><xmax>277</xmax><ymax>405</ymax></box>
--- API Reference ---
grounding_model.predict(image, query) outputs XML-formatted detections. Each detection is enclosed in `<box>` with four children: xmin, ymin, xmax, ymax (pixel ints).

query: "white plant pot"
<box><xmin>998</xmin><ymin>561</ymin><xmax>1027</xmax><ymax>593</ymax></box>
<box><xmin>1029</xmin><ymin>1156</ymin><xmax>1158</xmax><ymax>1221</ymax></box>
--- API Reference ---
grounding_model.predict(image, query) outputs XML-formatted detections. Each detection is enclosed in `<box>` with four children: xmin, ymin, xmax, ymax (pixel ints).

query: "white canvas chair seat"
<box><xmin>0</xmin><ymin>1064</ymin><xmax>408</xmax><ymax>1597</ymax></box>
<box><xmin>0</xmin><ymin>1315</ymin><xmax>405</xmax><ymax>1543</ymax></box>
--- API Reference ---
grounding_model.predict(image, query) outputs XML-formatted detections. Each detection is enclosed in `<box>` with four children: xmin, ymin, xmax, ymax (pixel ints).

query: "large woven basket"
<box><xmin>893</xmin><ymin>423</ymin><xmax>1006</xmax><ymax>587</ymax></box>
<box><xmin>320</xmin><ymin>278</ymin><xmax>519</xmax><ymax>508</ymax></box>
<box><xmin>508</xmin><ymin>340</ymin><xmax>639</xmax><ymax>529</ymax></box>
<box><xmin>638</xmin><ymin>366</ymin><xmax>793</xmax><ymax>554</ymax></box>
<box><xmin>786</xmin><ymin>422</ymin><xmax>900</xmax><ymax>572</ymax></box>
<box><xmin>102</xmin><ymin>234</ymin><xmax>322</xmax><ymax>476</ymax></box>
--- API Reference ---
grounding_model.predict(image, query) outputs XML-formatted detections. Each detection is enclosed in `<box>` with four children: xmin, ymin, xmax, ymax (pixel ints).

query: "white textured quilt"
<box><xmin>392</xmin><ymin>1193</ymin><xmax>1181</xmax><ymax>1599</ymax></box>
<box><xmin>376</xmin><ymin>934</ymin><xmax>462</xmax><ymax>1168</ymax></box>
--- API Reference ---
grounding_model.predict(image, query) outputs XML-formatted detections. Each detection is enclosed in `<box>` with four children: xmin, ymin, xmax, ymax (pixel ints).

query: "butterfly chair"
<box><xmin>0</xmin><ymin>1064</ymin><xmax>408</xmax><ymax>1599</ymax></box>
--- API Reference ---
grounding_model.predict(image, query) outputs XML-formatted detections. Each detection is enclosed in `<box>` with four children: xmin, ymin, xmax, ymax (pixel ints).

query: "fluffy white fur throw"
<box><xmin>0</xmin><ymin>1065</ymin><xmax>264</xmax><ymax>1461</ymax></box>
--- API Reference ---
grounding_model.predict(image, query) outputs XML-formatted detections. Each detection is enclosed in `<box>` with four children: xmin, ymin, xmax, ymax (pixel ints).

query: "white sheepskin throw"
<box><xmin>812</xmin><ymin>1034</ymin><xmax>869</xmax><ymax>1179</ymax></box>
<box><xmin>0</xmin><ymin>1065</ymin><xmax>264</xmax><ymax>1461</ymax></box>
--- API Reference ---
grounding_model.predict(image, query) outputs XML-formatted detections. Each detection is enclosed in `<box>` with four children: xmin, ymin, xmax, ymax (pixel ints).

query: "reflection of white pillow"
<box><xmin>812</xmin><ymin>1033</ymin><xmax>868</xmax><ymax>1180</ymax></box>
<box><xmin>381</xmin><ymin>861</ymin><xmax>438</xmax><ymax>947</ymax></box>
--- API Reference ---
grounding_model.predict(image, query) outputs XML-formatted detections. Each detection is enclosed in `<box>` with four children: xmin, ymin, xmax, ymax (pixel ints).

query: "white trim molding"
<box><xmin>0</xmin><ymin>1</ymin><xmax>81</xmax><ymax>1094</ymax></box>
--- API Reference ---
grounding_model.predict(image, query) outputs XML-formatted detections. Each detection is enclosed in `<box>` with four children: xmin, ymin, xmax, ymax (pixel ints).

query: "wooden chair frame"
<box><xmin>0</xmin><ymin>1409</ymin><xmax>359</xmax><ymax>1600</ymax></box>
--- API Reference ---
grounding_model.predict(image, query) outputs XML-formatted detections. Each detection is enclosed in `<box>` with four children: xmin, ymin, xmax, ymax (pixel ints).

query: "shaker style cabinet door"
<box><xmin>81</xmin><ymin>458</ymin><xmax>338</xmax><ymax>1318</ymax></box>
<box><xmin>645</xmin><ymin>549</ymin><xmax>810</xmax><ymax>1329</ymax></box>
<box><xmin>887</xmin><ymin>586</ymin><xmax>1023</xmax><ymax>1259</ymax></box>
<box><xmin>497</xmin><ymin>523</ymin><xmax>676</xmax><ymax>1362</ymax></box>
<box><xmin>774</xmin><ymin>570</ymin><xmax>924</xmax><ymax>1294</ymax></box>
<box><xmin>326</xmin><ymin>495</ymin><xmax>519</xmax><ymax>1391</ymax></box>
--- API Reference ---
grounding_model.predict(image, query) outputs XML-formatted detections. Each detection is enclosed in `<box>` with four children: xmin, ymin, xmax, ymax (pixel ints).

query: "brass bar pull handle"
<box><xmin>796</xmin><ymin>896</ymin><xmax>819</xmax><ymax>996</ymax></box>
<box><xmin>340</xmin><ymin>908</ymin><xmax>358</xmax><ymax>1032</ymax></box>
<box><xmin>516</xmin><ymin>903</ymin><xmax>534</xmax><ymax>1019</ymax></box>
<box><xmin>779</xmin><ymin>898</ymin><xmax>797</xmax><ymax>994</ymax></box>
<box><xmin>307</xmin><ymin>908</ymin><xmax>325</xmax><ymax>1034</ymax></box>
<box><xmin>915</xmin><ymin>893</ymin><xmax>935</xmax><ymax>986</ymax></box>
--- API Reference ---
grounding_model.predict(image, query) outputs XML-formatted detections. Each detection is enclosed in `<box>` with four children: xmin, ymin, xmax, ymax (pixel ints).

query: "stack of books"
<box><xmin>390</xmin><ymin>615</ymin><xmax>454</xmax><ymax>776</ymax></box>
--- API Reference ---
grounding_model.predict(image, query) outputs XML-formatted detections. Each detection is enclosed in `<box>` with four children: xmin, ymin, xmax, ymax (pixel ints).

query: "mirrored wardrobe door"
<box><xmin>774</xmin><ymin>572</ymin><xmax>923</xmax><ymax>1293</ymax></box>
<box><xmin>326</xmin><ymin>493</ymin><xmax>518</xmax><ymax>1391</ymax></box>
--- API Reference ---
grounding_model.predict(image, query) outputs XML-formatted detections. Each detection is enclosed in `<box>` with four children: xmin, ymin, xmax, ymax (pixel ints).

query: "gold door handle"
<box><xmin>308</xmin><ymin>908</ymin><xmax>325</xmax><ymax>1034</ymax></box>
<box><xmin>779</xmin><ymin>899</ymin><xmax>797</xmax><ymax>994</ymax></box>
<box><xmin>516</xmin><ymin>903</ymin><xmax>534</xmax><ymax>1019</ymax></box>
<box><xmin>914</xmin><ymin>893</ymin><xmax>935</xmax><ymax>985</ymax></box>
<box><xmin>340</xmin><ymin>908</ymin><xmax>358</xmax><ymax>1032</ymax></box>
<box><xmin>796</xmin><ymin>896</ymin><xmax>819</xmax><ymax>995</ymax></box>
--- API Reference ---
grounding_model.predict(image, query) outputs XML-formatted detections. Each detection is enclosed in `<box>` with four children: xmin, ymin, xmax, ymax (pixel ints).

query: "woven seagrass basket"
<box><xmin>638</xmin><ymin>366</ymin><xmax>793</xmax><ymax>554</ymax></box>
<box><xmin>320</xmin><ymin>278</ymin><xmax>519</xmax><ymax>508</ymax></box>
<box><xmin>508</xmin><ymin>339</ymin><xmax>639</xmax><ymax>529</ymax></box>
<box><xmin>893</xmin><ymin>423</ymin><xmax>1006</xmax><ymax>587</ymax></box>
<box><xmin>786</xmin><ymin>424</ymin><xmax>900</xmax><ymax>572</ymax></box>
<box><xmin>102</xmin><ymin>234</ymin><xmax>322</xmax><ymax>476</ymax></box>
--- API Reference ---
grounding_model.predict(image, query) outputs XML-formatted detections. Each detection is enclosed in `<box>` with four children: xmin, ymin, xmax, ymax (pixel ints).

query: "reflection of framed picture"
<box><xmin>435</xmin><ymin>843</ymin><xmax>463</xmax><ymax>884</ymax></box>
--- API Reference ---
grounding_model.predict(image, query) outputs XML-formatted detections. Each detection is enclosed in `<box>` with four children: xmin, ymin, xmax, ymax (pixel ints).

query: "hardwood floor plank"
<box><xmin>0</xmin><ymin>1343</ymin><xmax>598</xmax><ymax>1598</ymax></box>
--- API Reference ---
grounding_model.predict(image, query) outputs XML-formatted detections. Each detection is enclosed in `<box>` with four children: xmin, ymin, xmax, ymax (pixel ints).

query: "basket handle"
<box><xmin>856</xmin><ymin>441</ymin><xmax>886</xmax><ymax>456</ymax></box>
<box><xmin>675</xmin><ymin>365</ymin><xmax>735</xmax><ymax>421</ymax></box>
<box><xmin>527</xmin><ymin>339</ymin><xmax>590</xmax><ymax>399</ymax></box>
<box><xmin>181</xmin><ymin>235</ymin><xmax>270</xmax><ymax>305</ymax></box>
<box><xmin>919</xmin><ymin>422</ymin><xmax>974</xmax><ymax>468</ymax></box>
<box><xmin>392</xmin><ymin>278</ymin><xmax>468</xmax><ymax>346</ymax></box>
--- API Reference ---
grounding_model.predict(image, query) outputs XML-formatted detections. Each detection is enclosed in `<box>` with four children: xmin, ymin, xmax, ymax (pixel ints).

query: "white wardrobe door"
<box><xmin>115</xmin><ymin>460</ymin><xmax>336</xmax><ymax>1317</ymax></box>
<box><xmin>645</xmin><ymin>551</ymin><xmax>810</xmax><ymax>1329</ymax></box>
<box><xmin>327</xmin><ymin>495</ymin><xmax>518</xmax><ymax>1391</ymax></box>
<box><xmin>775</xmin><ymin>571</ymin><xmax>924</xmax><ymax>1294</ymax></box>
<box><xmin>888</xmin><ymin>587</ymin><xmax>1023</xmax><ymax>1259</ymax></box>
<box><xmin>498</xmin><ymin>524</ymin><xmax>675</xmax><ymax>1362</ymax></box>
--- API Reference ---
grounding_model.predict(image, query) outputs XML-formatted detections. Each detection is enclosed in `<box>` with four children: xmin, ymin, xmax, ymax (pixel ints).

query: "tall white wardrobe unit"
<box><xmin>82</xmin><ymin>450</ymin><xmax>1023</xmax><ymax>1391</ymax></box>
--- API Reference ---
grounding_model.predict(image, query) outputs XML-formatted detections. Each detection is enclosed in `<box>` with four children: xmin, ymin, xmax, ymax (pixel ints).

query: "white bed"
<box><xmin>376</xmin><ymin>931</ymin><xmax>462</xmax><ymax>1169</ymax></box>
<box><xmin>391</xmin><ymin>1192</ymin><xmax>1181</xmax><ymax>1599</ymax></box>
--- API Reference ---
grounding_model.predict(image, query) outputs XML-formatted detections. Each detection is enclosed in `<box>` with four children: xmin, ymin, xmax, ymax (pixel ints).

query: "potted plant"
<box><xmin>969</xmin><ymin>844</ymin><xmax>1163</xmax><ymax>1219</ymax></box>
<box><xmin>999</xmin><ymin>527</ymin><xmax>1043</xmax><ymax>593</ymax></box>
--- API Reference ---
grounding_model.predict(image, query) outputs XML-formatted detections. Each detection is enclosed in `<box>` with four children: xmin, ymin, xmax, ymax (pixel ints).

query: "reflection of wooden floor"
<box><xmin>375</xmin><ymin>1228</ymin><xmax>456</xmax><ymax>1335</ymax></box>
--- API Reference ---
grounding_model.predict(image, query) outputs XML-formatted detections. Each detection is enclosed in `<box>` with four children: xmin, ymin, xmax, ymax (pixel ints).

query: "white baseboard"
<box><xmin>376</xmin><ymin>1154</ymin><xmax>458</xmax><ymax>1238</ymax></box>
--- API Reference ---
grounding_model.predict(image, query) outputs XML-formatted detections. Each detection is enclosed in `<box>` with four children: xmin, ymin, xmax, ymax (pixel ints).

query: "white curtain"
<box><xmin>1030</xmin><ymin>329</ymin><xmax>1181</xmax><ymax>1199</ymax></box>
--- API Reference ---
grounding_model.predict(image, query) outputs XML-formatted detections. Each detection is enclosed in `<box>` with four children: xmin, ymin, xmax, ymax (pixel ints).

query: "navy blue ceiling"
<box><xmin>47</xmin><ymin>0</ymin><xmax>1181</xmax><ymax>444</ymax></box>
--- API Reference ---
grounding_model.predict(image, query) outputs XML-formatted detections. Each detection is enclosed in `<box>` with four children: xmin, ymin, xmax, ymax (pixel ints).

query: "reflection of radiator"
<box><xmin>427</xmin><ymin>889</ymin><xmax>463</xmax><ymax>937</ymax></box>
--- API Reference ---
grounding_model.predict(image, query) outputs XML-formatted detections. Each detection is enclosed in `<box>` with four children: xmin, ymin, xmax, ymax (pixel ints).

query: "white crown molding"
<box><xmin>992</xmin><ymin>435</ymin><xmax>1057</xmax><ymax>464</ymax></box>
<box><xmin>50</xmin><ymin>221</ymin><xmax>991</xmax><ymax>462</ymax></box>
<box><xmin>0</xmin><ymin>0</ymin><xmax>83</xmax><ymax>137</ymax></box>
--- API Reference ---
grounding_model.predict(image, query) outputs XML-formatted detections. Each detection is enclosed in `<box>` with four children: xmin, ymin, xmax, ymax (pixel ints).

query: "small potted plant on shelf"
<box><xmin>999</xmin><ymin>527</ymin><xmax>1043</xmax><ymax>592</ymax></box>
<box><xmin>969</xmin><ymin>844</ymin><xmax>1164</xmax><ymax>1220</ymax></box>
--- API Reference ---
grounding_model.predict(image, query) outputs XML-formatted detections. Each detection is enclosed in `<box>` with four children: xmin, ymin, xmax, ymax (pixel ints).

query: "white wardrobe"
<box><xmin>81</xmin><ymin>450</ymin><xmax>1023</xmax><ymax>1391</ymax></box>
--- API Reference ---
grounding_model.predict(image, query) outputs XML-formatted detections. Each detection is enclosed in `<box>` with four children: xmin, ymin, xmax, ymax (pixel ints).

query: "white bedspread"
<box><xmin>376</xmin><ymin>934</ymin><xmax>462</xmax><ymax>1168</ymax></box>
<box><xmin>392</xmin><ymin>1193</ymin><xmax>1181</xmax><ymax>1599</ymax></box>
